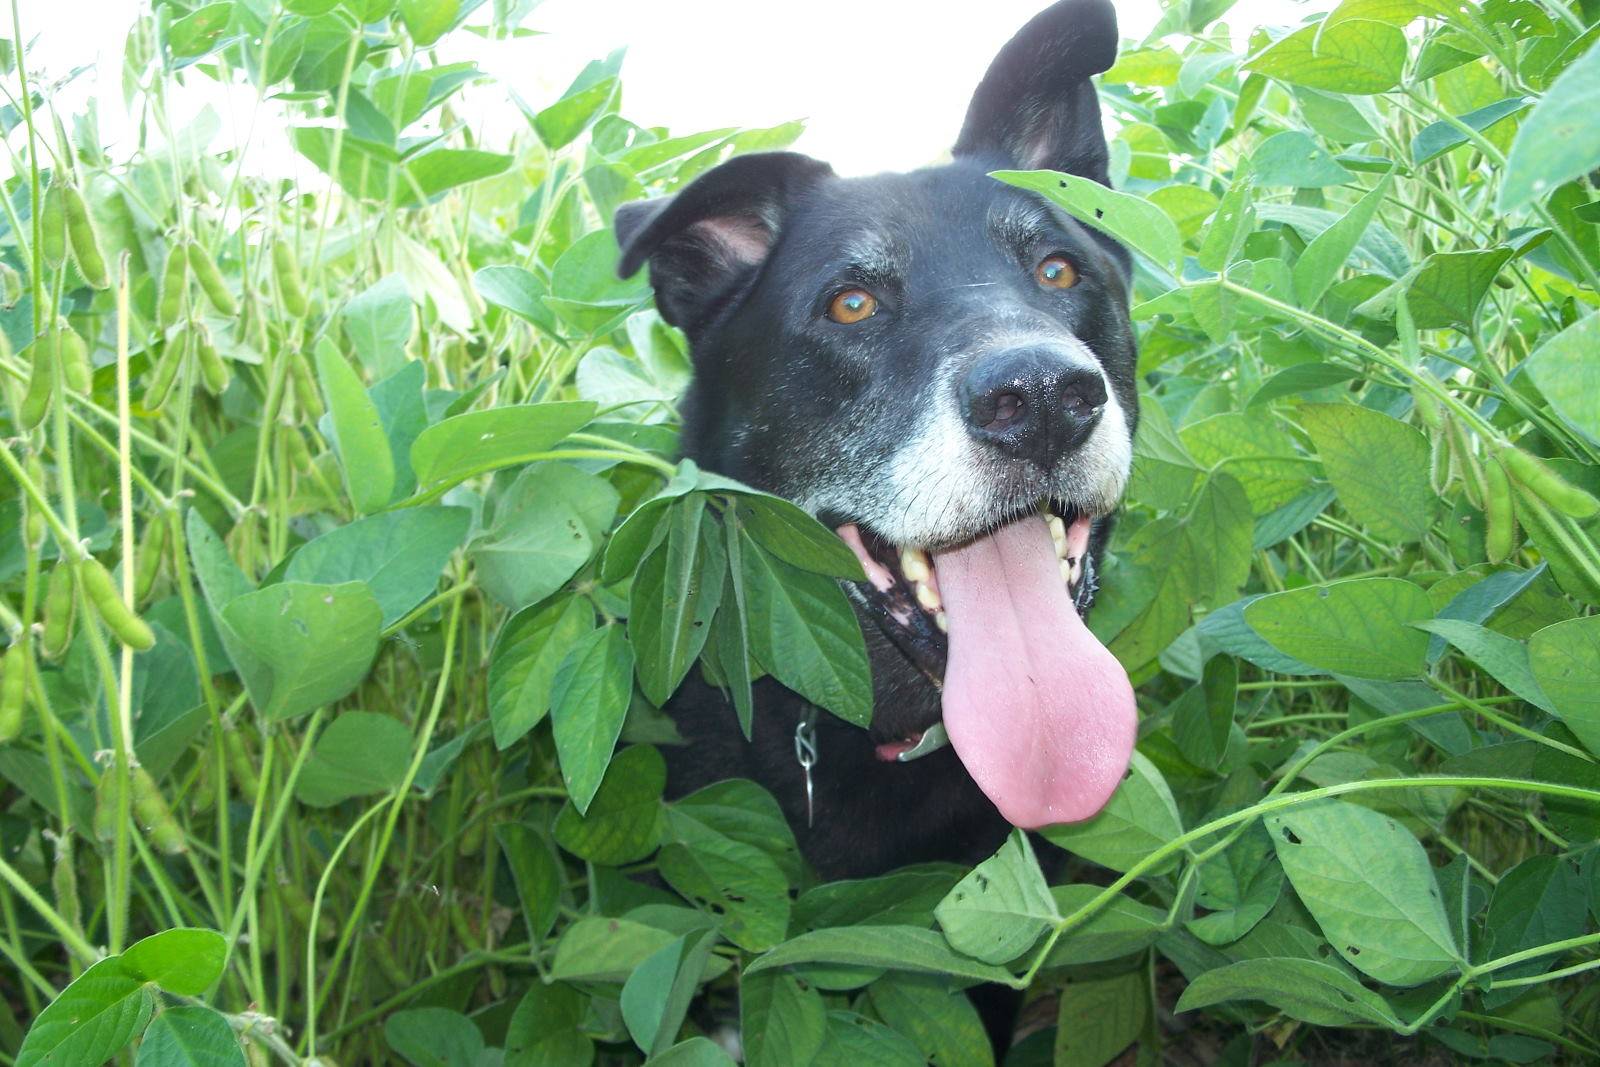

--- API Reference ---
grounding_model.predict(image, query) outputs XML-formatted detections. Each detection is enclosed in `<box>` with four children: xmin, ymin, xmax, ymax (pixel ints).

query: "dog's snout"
<box><xmin>959</xmin><ymin>347</ymin><xmax>1107</xmax><ymax>467</ymax></box>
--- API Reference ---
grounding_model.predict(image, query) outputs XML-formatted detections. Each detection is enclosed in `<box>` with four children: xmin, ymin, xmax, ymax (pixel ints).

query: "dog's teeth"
<box><xmin>1048</xmin><ymin>515</ymin><xmax>1068</xmax><ymax>558</ymax></box>
<box><xmin>915</xmin><ymin>580</ymin><xmax>942</xmax><ymax>612</ymax></box>
<box><xmin>1069</xmin><ymin>557</ymin><xmax>1083</xmax><ymax>587</ymax></box>
<box><xmin>1059</xmin><ymin>558</ymin><xmax>1074</xmax><ymax>585</ymax></box>
<box><xmin>934</xmin><ymin>611</ymin><xmax>948</xmax><ymax>633</ymax></box>
<box><xmin>900</xmin><ymin>547</ymin><xmax>931</xmax><ymax>583</ymax></box>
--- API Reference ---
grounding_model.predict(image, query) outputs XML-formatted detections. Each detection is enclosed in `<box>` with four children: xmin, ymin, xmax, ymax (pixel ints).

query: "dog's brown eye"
<box><xmin>1036</xmin><ymin>255</ymin><xmax>1079</xmax><ymax>289</ymax></box>
<box><xmin>827</xmin><ymin>288</ymin><xmax>878</xmax><ymax>324</ymax></box>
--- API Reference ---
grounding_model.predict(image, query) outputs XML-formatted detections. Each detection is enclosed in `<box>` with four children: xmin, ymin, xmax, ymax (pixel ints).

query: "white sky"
<box><xmin>18</xmin><ymin>0</ymin><xmax>1307</xmax><ymax>177</ymax></box>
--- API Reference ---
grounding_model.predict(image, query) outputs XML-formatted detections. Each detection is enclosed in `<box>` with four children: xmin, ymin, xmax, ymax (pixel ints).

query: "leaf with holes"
<box><xmin>934</xmin><ymin>830</ymin><xmax>1058</xmax><ymax>965</ymax></box>
<box><xmin>659</xmin><ymin>823</ymin><xmax>790</xmax><ymax>952</ymax></box>
<box><xmin>1175</xmin><ymin>957</ymin><xmax>1403</xmax><ymax>1027</ymax></box>
<box><xmin>992</xmin><ymin>170</ymin><xmax>1181</xmax><ymax>272</ymax></box>
<box><xmin>1267</xmin><ymin>798</ymin><xmax>1461</xmax><ymax>986</ymax></box>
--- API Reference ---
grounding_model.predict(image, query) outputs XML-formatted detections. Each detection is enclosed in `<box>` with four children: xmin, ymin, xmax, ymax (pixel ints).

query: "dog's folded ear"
<box><xmin>954</xmin><ymin>0</ymin><xmax>1119</xmax><ymax>184</ymax></box>
<box><xmin>614</xmin><ymin>151</ymin><xmax>834</xmax><ymax>331</ymax></box>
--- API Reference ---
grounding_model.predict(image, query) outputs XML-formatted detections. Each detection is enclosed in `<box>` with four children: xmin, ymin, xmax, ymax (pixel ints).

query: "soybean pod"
<box><xmin>143</xmin><ymin>330</ymin><xmax>187</xmax><ymax>411</ymax></box>
<box><xmin>54</xmin><ymin>319</ymin><xmax>93</xmax><ymax>394</ymax></box>
<box><xmin>0</xmin><ymin>642</ymin><xmax>27</xmax><ymax>743</ymax></box>
<box><xmin>39</xmin><ymin>184</ymin><xmax>66</xmax><ymax>268</ymax></box>
<box><xmin>1500</xmin><ymin>446</ymin><xmax>1600</xmax><ymax>521</ymax></box>
<box><xmin>80</xmin><ymin>557</ymin><xmax>156</xmax><ymax>651</ymax></box>
<box><xmin>131</xmin><ymin>766</ymin><xmax>186</xmax><ymax>853</ymax></box>
<box><xmin>1484</xmin><ymin>455</ymin><xmax>1516</xmax><ymax>564</ymax></box>
<box><xmin>273</xmin><ymin>240</ymin><xmax>309</xmax><ymax>317</ymax></box>
<box><xmin>187</xmin><ymin>241</ymin><xmax>238</xmax><ymax>315</ymax></box>
<box><xmin>20</xmin><ymin>334</ymin><xmax>55</xmax><ymax>430</ymax></box>
<box><xmin>133</xmin><ymin>517</ymin><xmax>167</xmax><ymax>604</ymax></box>
<box><xmin>40</xmin><ymin>564</ymin><xmax>75</xmax><ymax>659</ymax></box>
<box><xmin>61</xmin><ymin>184</ymin><xmax>110</xmax><ymax>289</ymax></box>
<box><xmin>158</xmin><ymin>246</ymin><xmax>189</xmax><ymax>328</ymax></box>
<box><xmin>195</xmin><ymin>326</ymin><xmax>230</xmax><ymax>394</ymax></box>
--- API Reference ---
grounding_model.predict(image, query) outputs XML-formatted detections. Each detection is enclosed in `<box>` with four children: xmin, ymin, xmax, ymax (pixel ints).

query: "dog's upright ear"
<box><xmin>953</xmin><ymin>0</ymin><xmax>1119</xmax><ymax>183</ymax></box>
<box><xmin>614</xmin><ymin>151</ymin><xmax>833</xmax><ymax>332</ymax></box>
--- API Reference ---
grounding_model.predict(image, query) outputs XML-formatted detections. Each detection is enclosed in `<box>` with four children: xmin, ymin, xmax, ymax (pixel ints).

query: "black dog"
<box><xmin>615</xmin><ymin>0</ymin><xmax>1139</xmax><ymax>881</ymax></box>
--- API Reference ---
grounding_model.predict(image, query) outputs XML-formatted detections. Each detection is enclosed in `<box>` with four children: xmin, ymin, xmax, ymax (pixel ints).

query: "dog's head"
<box><xmin>616</xmin><ymin>0</ymin><xmax>1139</xmax><ymax>830</ymax></box>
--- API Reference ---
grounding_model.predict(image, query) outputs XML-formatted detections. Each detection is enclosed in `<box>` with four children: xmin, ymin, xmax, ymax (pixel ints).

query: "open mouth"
<box><xmin>833</xmin><ymin>504</ymin><xmax>1137</xmax><ymax>829</ymax></box>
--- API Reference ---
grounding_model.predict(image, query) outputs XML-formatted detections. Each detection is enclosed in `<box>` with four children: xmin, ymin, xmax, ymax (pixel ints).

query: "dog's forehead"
<box><xmin>789</xmin><ymin>164</ymin><xmax>1052</xmax><ymax>253</ymax></box>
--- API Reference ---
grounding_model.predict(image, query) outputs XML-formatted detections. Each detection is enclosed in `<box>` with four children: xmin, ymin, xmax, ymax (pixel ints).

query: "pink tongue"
<box><xmin>933</xmin><ymin>515</ymin><xmax>1136</xmax><ymax>829</ymax></box>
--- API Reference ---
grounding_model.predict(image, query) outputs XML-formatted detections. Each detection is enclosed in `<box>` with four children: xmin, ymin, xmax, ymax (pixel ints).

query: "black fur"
<box><xmin>615</xmin><ymin>0</ymin><xmax>1135</xmax><ymax>882</ymax></box>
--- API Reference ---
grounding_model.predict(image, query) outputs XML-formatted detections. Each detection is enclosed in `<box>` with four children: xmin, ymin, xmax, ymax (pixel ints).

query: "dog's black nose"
<box><xmin>960</xmin><ymin>347</ymin><xmax>1107</xmax><ymax>467</ymax></box>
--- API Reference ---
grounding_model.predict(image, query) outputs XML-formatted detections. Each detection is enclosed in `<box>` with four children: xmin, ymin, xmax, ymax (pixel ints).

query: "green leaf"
<box><xmin>122</xmin><ymin>928</ymin><xmax>227</xmax><ymax>995</ymax></box>
<box><xmin>1292</xmin><ymin>173</ymin><xmax>1393</xmax><ymax>309</ymax></box>
<box><xmin>1180</xmin><ymin>411</ymin><xmax>1313</xmax><ymax>514</ymax></box>
<box><xmin>1499</xmin><ymin>41</ymin><xmax>1600</xmax><ymax>211</ymax></box>
<box><xmin>221</xmin><ymin>581</ymin><xmax>383</xmax><ymax>721</ymax></box>
<box><xmin>621</xmin><ymin>929</ymin><xmax>716</xmax><ymax>1057</ymax></box>
<box><xmin>814</xmin><ymin>1011</ymin><xmax>925</xmax><ymax>1066</ymax></box>
<box><xmin>533</xmin><ymin>77</ymin><xmax>619</xmax><ymax>150</ymax></box>
<box><xmin>1197</xmin><ymin>171</ymin><xmax>1257</xmax><ymax>272</ymax></box>
<box><xmin>341</xmin><ymin>275</ymin><xmax>415</xmax><ymax>380</ymax></box>
<box><xmin>1412</xmin><ymin>97</ymin><xmax>1528</xmax><ymax>166</ymax></box>
<box><xmin>869</xmin><ymin>976</ymin><xmax>995</xmax><ymax>1067</ymax></box>
<box><xmin>1169</xmin><ymin>654</ymin><xmax>1238</xmax><ymax>773</ymax></box>
<box><xmin>1054</xmin><ymin>968</ymin><xmax>1148</xmax><ymax>1067</ymax></box>
<box><xmin>16</xmin><ymin>956</ymin><xmax>153</xmax><ymax>1067</ymax></box>
<box><xmin>1251</xmin><ymin>130</ymin><xmax>1353</xmax><ymax>187</ymax></box>
<box><xmin>551</xmin><ymin>917</ymin><xmax>718</xmax><ymax>985</ymax></box>
<box><xmin>1524</xmin><ymin>313</ymin><xmax>1600</xmax><ymax>447</ymax></box>
<box><xmin>1528</xmin><ymin>616</ymin><xmax>1600</xmax><ymax>757</ymax></box>
<box><xmin>384</xmin><ymin>1006</ymin><xmax>483</xmax><ymax>1067</ymax></box>
<box><xmin>1403</xmin><ymin>247</ymin><xmax>1515</xmax><ymax>329</ymax></box>
<box><xmin>1267</xmin><ymin>798</ymin><xmax>1460</xmax><ymax>986</ymax></box>
<box><xmin>136</xmin><ymin>1005</ymin><xmax>246</xmax><ymax>1067</ymax></box>
<box><xmin>991</xmin><ymin>170</ymin><xmax>1182</xmax><ymax>272</ymax></box>
<box><xmin>740</xmin><ymin>532</ymin><xmax>872</xmax><ymax>727</ymax></box>
<box><xmin>1178</xmin><ymin>472</ymin><xmax>1254</xmax><ymax>607</ymax></box>
<box><xmin>399</xmin><ymin>0</ymin><xmax>461</xmax><ymax>46</ymax></box>
<box><xmin>294</xmin><ymin>711</ymin><xmax>412</xmax><ymax>806</ymax></box>
<box><xmin>496</xmin><ymin>822</ymin><xmax>564</xmax><ymax>942</ymax></box>
<box><xmin>1484</xmin><ymin>854</ymin><xmax>1589</xmax><ymax>980</ymax></box>
<box><xmin>1042</xmin><ymin>885</ymin><xmax>1167</xmax><ymax>967</ymax></box>
<box><xmin>1043</xmin><ymin>752</ymin><xmax>1184</xmax><ymax>874</ymax></box>
<box><xmin>1174</xmin><ymin>957</ymin><xmax>1402</xmax><ymax>1027</ymax></box>
<box><xmin>746</xmin><ymin>926</ymin><xmax>1016</xmax><ymax>984</ymax></box>
<box><xmin>505</xmin><ymin>982</ymin><xmax>595</xmax><ymax>1066</ymax></box>
<box><xmin>546</xmin><ymin>230</ymin><xmax>652</xmax><ymax>334</ymax></box>
<box><xmin>1187</xmin><ymin>825</ymin><xmax>1283</xmax><ymax>946</ymax></box>
<box><xmin>647</xmin><ymin>1038</ymin><xmax>737</xmax><ymax>1066</ymax></box>
<box><xmin>1244</xmin><ymin>577</ymin><xmax>1434</xmax><ymax>680</ymax></box>
<box><xmin>670</xmin><ymin>779</ymin><xmax>803</xmax><ymax>884</ymax></box>
<box><xmin>284</xmin><ymin>507</ymin><xmax>469</xmax><ymax>628</ymax></box>
<box><xmin>934</xmin><ymin>830</ymin><xmax>1058</xmax><ymax>965</ymax></box>
<box><xmin>1298</xmin><ymin>403</ymin><xmax>1433</xmax><ymax>542</ymax></box>
<box><xmin>1415</xmin><ymin>620</ymin><xmax>1555</xmax><ymax>713</ymax></box>
<box><xmin>554</xmin><ymin>743</ymin><xmax>665</xmax><ymax>865</ymax></box>
<box><xmin>549</xmin><ymin>624</ymin><xmax>635</xmax><ymax>814</ymax></box>
<box><xmin>630</xmin><ymin>498</ymin><xmax>723</xmax><ymax>706</ymax></box>
<box><xmin>168</xmin><ymin>3</ymin><xmax>236</xmax><ymax>59</ymax></box>
<box><xmin>741</xmin><ymin>972</ymin><xmax>827</xmax><ymax>1067</ymax></box>
<box><xmin>1246</xmin><ymin>19</ymin><xmax>1407</xmax><ymax>94</ymax></box>
<box><xmin>409</xmin><ymin>402</ymin><xmax>597</xmax><ymax>491</ymax></box>
<box><xmin>470</xmin><ymin>494</ymin><xmax>599</xmax><ymax>612</ymax></box>
<box><xmin>316</xmin><ymin>338</ymin><xmax>395</xmax><ymax>514</ymax></box>
<box><xmin>659</xmin><ymin>823</ymin><xmax>790</xmax><ymax>951</ymax></box>
<box><xmin>735</xmin><ymin>497</ymin><xmax>865</xmax><ymax>579</ymax></box>
<box><xmin>489</xmin><ymin>595</ymin><xmax>596</xmax><ymax>749</ymax></box>
<box><xmin>400</xmin><ymin>148</ymin><xmax>512</xmax><ymax>206</ymax></box>
<box><xmin>474</xmin><ymin>264</ymin><xmax>560</xmax><ymax>337</ymax></box>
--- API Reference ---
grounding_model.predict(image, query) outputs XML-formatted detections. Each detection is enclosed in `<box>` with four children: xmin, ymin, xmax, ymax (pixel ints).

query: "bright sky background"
<box><xmin>19</xmin><ymin>0</ymin><xmax>1310</xmax><ymax>177</ymax></box>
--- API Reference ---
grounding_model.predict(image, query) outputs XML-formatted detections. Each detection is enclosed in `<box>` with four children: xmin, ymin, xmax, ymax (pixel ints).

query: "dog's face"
<box><xmin>616</xmin><ymin>0</ymin><xmax>1140</xmax><ymax>831</ymax></box>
